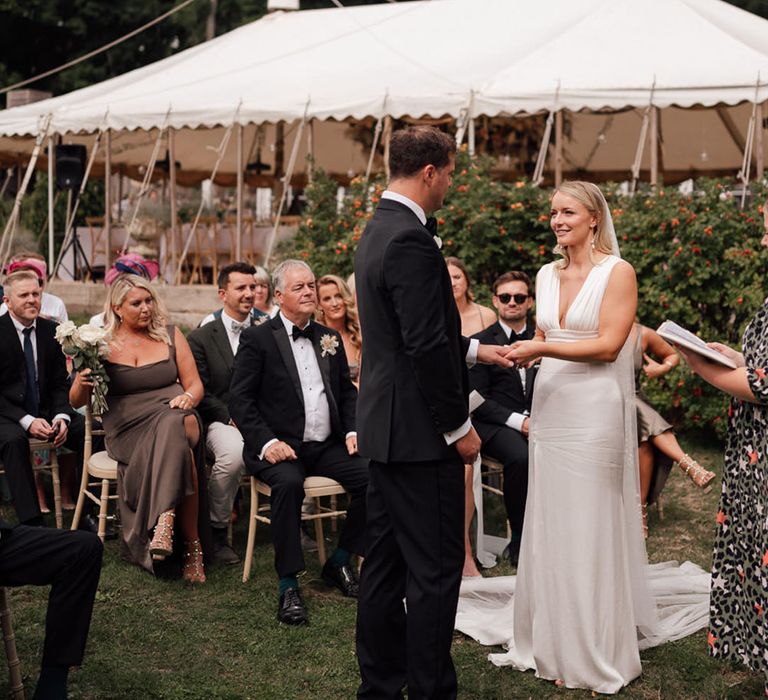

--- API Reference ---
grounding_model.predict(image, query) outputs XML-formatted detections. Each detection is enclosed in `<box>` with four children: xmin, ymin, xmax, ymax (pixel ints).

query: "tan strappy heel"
<box><xmin>149</xmin><ymin>510</ymin><xmax>175</xmax><ymax>560</ymax></box>
<box><xmin>182</xmin><ymin>539</ymin><xmax>206</xmax><ymax>584</ymax></box>
<box><xmin>676</xmin><ymin>453</ymin><xmax>716</xmax><ymax>492</ymax></box>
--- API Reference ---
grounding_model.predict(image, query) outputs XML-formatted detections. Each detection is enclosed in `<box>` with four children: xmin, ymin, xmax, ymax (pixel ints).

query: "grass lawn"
<box><xmin>1</xmin><ymin>440</ymin><xmax>763</xmax><ymax>699</ymax></box>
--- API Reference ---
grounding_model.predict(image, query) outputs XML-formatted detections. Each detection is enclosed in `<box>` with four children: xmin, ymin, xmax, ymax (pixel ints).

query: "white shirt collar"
<box><xmin>279</xmin><ymin>311</ymin><xmax>310</xmax><ymax>335</ymax></box>
<box><xmin>498</xmin><ymin>318</ymin><xmax>526</xmax><ymax>340</ymax></box>
<box><xmin>9</xmin><ymin>313</ymin><xmax>35</xmax><ymax>334</ymax></box>
<box><xmin>221</xmin><ymin>308</ymin><xmax>247</xmax><ymax>329</ymax></box>
<box><xmin>381</xmin><ymin>190</ymin><xmax>427</xmax><ymax>225</ymax></box>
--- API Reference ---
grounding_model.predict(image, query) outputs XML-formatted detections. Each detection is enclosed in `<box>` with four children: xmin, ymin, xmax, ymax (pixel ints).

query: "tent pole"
<box><xmin>756</xmin><ymin>102</ymin><xmax>764</xmax><ymax>181</ymax></box>
<box><xmin>169</xmin><ymin>128</ymin><xmax>179</xmax><ymax>280</ymax></box>
<box><xmin>383</xmin><ymin>116</ymin><xmax>393</xmax><ymax>181</ymax></box>
<box><xmin>47</xmin><ymin>134</ymin><xmax>55</xmax><ymax>272</ymax></box>
<box><xmin>468</xmin><ymin>117</ymin><xmax>476</xmax><ymax>157</ymax></box>
<box><xmin>105</xmin><ymin>129</ymin><xmax>112</xmax><ymax>271</ymax></box>
<box><xmin>650</xmin><ymin>107</ymin><xmax>659</xmax><ymax>187</ymax></box>
<box><xmin>236</xmin><ymin>123</ymin><xmax>244</xmax><ymax>261</ymax></box>
<box><xmin>117</xmin><ymin>166</ymin><xmax>124</xmax><ymax>222</ymax></box>
<box><xmin>554</xmin><ymin>110</ymin><xmax>563</xmax><ymax>186</ymax></box>
<box><xmin>307</xmin><ymin>118</ymin><xmax>315</xmax><ymax>184</ymax></box>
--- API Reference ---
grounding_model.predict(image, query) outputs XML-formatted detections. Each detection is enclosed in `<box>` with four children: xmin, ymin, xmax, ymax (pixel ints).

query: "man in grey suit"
<box><xmin>188</xmin><ymin>262</ymin><xmax>261</xmax><ymax>564</ymax></box>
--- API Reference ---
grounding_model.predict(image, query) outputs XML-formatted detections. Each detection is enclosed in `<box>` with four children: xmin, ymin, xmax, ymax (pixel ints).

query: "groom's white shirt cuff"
<box><xmin>444</xmin><ymin>418</ymin><xmax>471</xmax><ymax>445</ymax></box>
<box><xmin>466</xmin><ymin>339</ymin><xmax>478</xmax><ymax>367</ymax></box>
<box><xmin>506</xmin><ymin>412</ymin><xmax>527</xmax><ymax>433</ymax></box>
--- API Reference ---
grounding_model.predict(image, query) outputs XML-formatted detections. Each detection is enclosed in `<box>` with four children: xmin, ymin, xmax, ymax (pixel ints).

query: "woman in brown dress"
<box><xmin>70</xmin><ymin>275</ymin><xmax>208</xmax><ymax>583</ymax></box>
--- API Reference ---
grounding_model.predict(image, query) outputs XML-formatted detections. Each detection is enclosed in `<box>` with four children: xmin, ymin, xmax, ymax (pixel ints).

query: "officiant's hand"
<box><xmin>264</xmin><ymin>440</ymin><xmax>297</xmax><ymax>464</ymax></box>
<box><xmin>706</xmin><ymin>342</ymin><xmax>745</xmax><ymax>367</ymax></box>
<box><xmin>506</xmin><ymin>340</ymin><xmax>545</xmax><ymax>367</ymax></box>
<box><xmin>477</xmin><ymin>343</ymin><xmax>514</xmax><ymax>368</ymax></box>
<box><xmin>455</xmin><ymin>426</ymin><xmax>481</xmax><ymax>465</ymax></box>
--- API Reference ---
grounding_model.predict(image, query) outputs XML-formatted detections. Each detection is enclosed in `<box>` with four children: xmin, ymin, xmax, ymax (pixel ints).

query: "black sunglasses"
<box><xmin>496</xmin><ymin>293</ymin><xmax>530</xmax><ymax>304</ymax></box>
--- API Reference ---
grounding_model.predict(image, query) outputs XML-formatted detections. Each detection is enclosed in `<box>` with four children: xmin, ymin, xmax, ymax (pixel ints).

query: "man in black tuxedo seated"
<box><xmin>0</xmin><ymin>521</ymin><xmax>102</xmax><ymax>699</ymax></box>
<box><xmin>470</xmin><ymin>271</ymin><xmax>537</xmax><ymax>566</ymax></box>
<box><xmin>0</xmin><ymin>271</ymin><xmax>100</xmax><ymax>533</ymax></box>
<box><xmin>229</xmin><ymin>259</ymin><xmax>368</xmax><ymax>625</ymax></box>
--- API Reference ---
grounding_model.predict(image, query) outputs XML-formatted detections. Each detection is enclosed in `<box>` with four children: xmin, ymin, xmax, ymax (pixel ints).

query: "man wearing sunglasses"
<box><xmin>469</xmin><ymin>271</ymin><xmax>537</xmax><ymax>567</ymax></box>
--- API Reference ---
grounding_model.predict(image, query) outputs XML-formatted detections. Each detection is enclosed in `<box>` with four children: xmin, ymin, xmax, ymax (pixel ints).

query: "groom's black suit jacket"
<box><xmin>470</xmin><ymin>321</ymin><xmax>537</xmax><ymax>443</ymax></box>
<box><xmin>0</xmin><ymin>313</ymin><xmax>70</xmax><ymax>424</ymax></box>
<box><xmin>228</xmin><ymin>314</ymin><xmax>358</xmax><ymax>475</ymax></box>
<box><xmin>354</xmin><ymin>198</ymin><xmax>470</xmax><ymax>463</ymax></box>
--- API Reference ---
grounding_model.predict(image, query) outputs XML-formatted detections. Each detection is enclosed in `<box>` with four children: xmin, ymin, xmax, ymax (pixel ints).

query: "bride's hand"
<box><xmin>506</xmin><ymin>340</ymin><xmax>544</xmax><ymax>367</ymax></box>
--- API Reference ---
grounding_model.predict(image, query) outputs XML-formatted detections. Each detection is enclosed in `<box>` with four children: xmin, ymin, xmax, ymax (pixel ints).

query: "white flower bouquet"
<box><xmin>55</xmin><ymin>321</ymin><xmax>111</xmax><ymax>414</ymax></box>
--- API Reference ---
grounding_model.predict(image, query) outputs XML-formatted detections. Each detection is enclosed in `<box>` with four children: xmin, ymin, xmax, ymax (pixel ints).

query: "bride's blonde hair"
<box><xmin>551</xmin><ymin>180</ymin><xmax>614</xmax><ymax>269</ymax></box>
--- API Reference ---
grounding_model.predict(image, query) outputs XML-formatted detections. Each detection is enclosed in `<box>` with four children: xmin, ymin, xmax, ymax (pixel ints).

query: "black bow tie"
<box><xmin>291</xmin><ymin>324</ymin><xmax>313</xmax><ymax>342</ymax></box>
<box><xmin>425</xmin><ymin>216</ymin><xmax>438</xmax><ymax>236</ymax></box>
<box><xmin>508</xmin><ymin>330</ymin><xmax>525</xmax><ymax>343</ymax></box>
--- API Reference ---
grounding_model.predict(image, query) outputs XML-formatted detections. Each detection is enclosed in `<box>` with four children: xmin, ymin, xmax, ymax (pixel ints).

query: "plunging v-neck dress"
<box><xmin>102</xmin><ymin>327</ymin><xmax>209</xmax><ymax>572</ymax></box>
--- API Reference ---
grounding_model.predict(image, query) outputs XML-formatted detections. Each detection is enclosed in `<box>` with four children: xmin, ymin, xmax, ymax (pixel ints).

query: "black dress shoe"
<box><xmin>278</xmin><ymin>587</ymin><xmax>309</xmax><ymax>625</ymax></box>
<box><xmin>321</xmin><ymin>560</ymin><xmax>359</xmax><ymax>598</ymax></box>
<box><xmin>78</xmin><ymin>513</ymin><xmax>117</xmax><ymax>541</ymax></box>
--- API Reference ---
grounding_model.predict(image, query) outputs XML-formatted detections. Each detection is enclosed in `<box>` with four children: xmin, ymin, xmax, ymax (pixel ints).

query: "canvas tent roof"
<box><xmin>0</xmin><ymin>0</ymin><xmax>765</xmax><ymax>180</ymax></box>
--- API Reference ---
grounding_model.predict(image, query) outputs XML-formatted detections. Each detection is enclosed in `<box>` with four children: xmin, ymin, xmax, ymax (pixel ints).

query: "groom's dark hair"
<box><xmin>389</xmin><ymin>126</ymin><xmax>456</xmax><ymax>179</ymax></box>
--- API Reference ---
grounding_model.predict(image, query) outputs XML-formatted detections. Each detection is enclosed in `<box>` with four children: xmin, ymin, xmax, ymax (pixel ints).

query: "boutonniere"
<box><xmin>320</xmin><ymin>333</ymin><xmax>339</xmax><ymax>357</ymax></box>
<box><xmin>433</xmin><ymin>235</ymin><xmax>443</xmax><ymax>250</ymax></box>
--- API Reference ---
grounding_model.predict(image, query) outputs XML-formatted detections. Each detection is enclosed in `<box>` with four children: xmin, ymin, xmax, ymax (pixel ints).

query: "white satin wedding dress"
<box><xmin>455</xmin><ymin>255</ymin><xmax>710</xmax><ymax>694</ymax></box>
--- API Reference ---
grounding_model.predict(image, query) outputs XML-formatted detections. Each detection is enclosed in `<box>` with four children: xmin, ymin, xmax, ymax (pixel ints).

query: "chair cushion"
<box><xmin>89</xmin><ymin>451</ymin><xmax>118</xmax><ymax>479</ymax></box>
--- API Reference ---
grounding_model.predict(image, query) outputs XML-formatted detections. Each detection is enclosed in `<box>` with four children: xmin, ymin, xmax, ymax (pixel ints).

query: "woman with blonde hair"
<box><xmin>456</xmin><ymin>181</ymin><xmax>708</xmax><ymax>694</ymax></box>
<box><xmin>70</xmin><ymin>274</ymin><xmax>210</xmax><ymax>582</ymax></box>
<box><xmin>316</xmin><ymin>274</ymin><xmax>362</xmax><ymax>385</ymax></box>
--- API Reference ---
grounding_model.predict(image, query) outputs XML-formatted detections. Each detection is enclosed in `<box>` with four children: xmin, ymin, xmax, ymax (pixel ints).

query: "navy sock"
<box><xmin>279</xmin><ymin>575</ymin><xmax>298</xmax><ymax>595</ymax></box>
<box><xmin>328</xmin><ymin>547</ymin><xmax>351</xmax><ymax>567</ymax></box>
<box><xmin>33</xmin><ymin>665</ymin><xmax>68</xmax><ymax>700</ymax></box>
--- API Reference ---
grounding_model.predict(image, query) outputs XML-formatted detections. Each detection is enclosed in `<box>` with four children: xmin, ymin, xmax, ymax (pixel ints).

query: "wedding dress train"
<box><xmin>455</xmin><ymin>256</ymin><xmax>710</xmax><ymax>694</ymax></box>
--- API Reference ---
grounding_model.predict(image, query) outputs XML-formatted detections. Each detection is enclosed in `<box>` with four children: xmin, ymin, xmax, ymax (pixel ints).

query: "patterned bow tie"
<box><xmin>291</xmin><ymin>324</ymin><xmax>313</xmax><ymax>342</ymax></box>
<box><xmin>231</xmin><ymin>320</ymin><xmax>249</xmax><ymax>334</ymax></box>
<box><xmin>425</xmin><ymin>217</ymin><xmax>442</xmax><ymax>249</ymax></box>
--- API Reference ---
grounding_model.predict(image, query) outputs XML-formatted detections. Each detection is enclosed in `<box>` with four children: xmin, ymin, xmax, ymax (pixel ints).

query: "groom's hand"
<box><xmin>477</xmin><ymin>343</ymin><xmax>514</xmax><ymax>368</ymax></box>
<box><xmin>455</xmin><ymin>426</ymin><xmax>481</xmax><ymax>465</ymax></box>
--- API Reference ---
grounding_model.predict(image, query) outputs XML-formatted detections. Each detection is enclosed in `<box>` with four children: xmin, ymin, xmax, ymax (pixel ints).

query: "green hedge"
<box><xmin>280</xmin><ymin>150</ymin><xmax>767</xmax><ymax>441</ymax></box>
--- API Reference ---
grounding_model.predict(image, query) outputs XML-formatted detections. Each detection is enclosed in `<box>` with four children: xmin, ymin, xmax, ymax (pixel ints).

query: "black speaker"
<box><xmin>55</xmin><ymin>144</ymin><xmax>87</xmax><ymax>191</ymax></box>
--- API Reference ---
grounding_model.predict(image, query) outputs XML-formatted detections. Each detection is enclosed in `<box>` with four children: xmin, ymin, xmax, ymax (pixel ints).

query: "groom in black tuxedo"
<box><xmin>354</xmin><ymin>126</ymin><xmax>512</xmax><ymax>700</ymax></box>
<box><xmin>470</xmin><ymin>271</ymin><xmax>537</xmax><ymax>566</ymax></box>
<box><xmin>229</xmin><ymin>260</ymin><xmax>368</xmax><ymax>625</ymax></box>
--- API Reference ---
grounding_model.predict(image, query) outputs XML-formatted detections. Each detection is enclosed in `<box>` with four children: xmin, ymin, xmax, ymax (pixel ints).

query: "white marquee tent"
<box><xmin>0</xmin><ymin>0</ymin><xmax>766</xmax><ymax>274</ymax></box>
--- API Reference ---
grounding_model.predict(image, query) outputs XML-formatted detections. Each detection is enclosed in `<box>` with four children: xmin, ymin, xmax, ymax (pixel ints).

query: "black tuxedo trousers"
<box><xmin>0</xmin><ymin>525</ymin><xmax>102</xmax><ymax>667</ymax></box>
<box><xmin>255</xmin><ymin>438</ymin><xmax>368</xmax><ymax>578</ymax></box>
<box><xmin>356</xmin><ymin>457</ymin><xmax>464</xmax><ymax>700</ymax></box>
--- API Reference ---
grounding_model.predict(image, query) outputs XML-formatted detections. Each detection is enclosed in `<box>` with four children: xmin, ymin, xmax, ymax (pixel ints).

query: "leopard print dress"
<box><xmin>709</xmin><ymin>297</ymin><xmax>768</xmax><ymax>690</ymax></box>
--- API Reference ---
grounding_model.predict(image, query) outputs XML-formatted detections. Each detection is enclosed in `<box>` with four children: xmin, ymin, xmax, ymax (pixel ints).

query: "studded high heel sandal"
<box><xmin>149</xmin><ymin>510</ymin><xmax>175</xmax><ymax>561</ymax></box>
<box><xmin>676</xmin><ymin>453</ymin><xmax>716</xmax><ymax>491</ymax></box>
<box><xmin>182</xmin><ymin>539</ymin><xmax>206</xmax><ymax>584</ymax></box>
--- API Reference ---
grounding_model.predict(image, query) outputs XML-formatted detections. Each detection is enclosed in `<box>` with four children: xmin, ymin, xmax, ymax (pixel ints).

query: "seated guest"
<box><xmin>446</xmin><ymin>256</ymin><xmax>496</xmax><ymax>336</ymax></box>
<box><xmin>1</xmin><ymin>252</ymin><xmax>68</xmax><ymax>324</ymax></box>
<box><xmin>70</xmin><ymin>275</ymin><xmax>210</xmax><ymax>583</ymax></box>
<box><xmin>89</xmin><ymin>253</ymin><xmax>160</xmax><ymax>327</ymax></box>
<box><xmin>316</xmin><ymin>274</ymin><xmax>362</xmax><ymax>386</ymax></box>
<box><xmin>631</xmin><ymin>323</ymin><xmax>715</xmax><ymax>537</ymax></box>
<box><xmin>199</xmin><ymin>265</ymin><xmax>273</xmax><ymax>327</ymax></box>
<box><xmin>229</xmin><ymin>259</ymin><xmax>368</xmax><ymax>625</ymax></box>
<box><xmin>447</xmin><ymin>257</ymin><xmax>497</xmax><ymax>577</ymax></box>
<box><xmin>0</xmin><ymin>521</ymin><xmax>102</xmax><ymax>700</ymax></box>
<box><xmin>188</xmin><ymin>262</ymin><xmax>260</xmax><ymax>565</ymax></box>
<box><xmin>0</xmin><ymin>271</ymin><xmax>95</xmax><ymax>529</ymax></box>
<box><xmin>469</xmin><ymin>271</ymin><xmax>537</xmax><ymax>567</ymax></box>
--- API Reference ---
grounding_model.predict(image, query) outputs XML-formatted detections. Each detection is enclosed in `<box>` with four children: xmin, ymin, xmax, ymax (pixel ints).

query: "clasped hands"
<box><xmin>264</xmin><ymin>435</ymin><xmax>359</xmax><ymax>464</ymax></box>
<box><xmin>477</xmin><ymin>340</ymin><xmax>544</xmax><ymax>370</ymax></box>
<box><xmin>28</xmin><ymin>417</ymin><xmax>68</xmax><ymax>447</ymax></box>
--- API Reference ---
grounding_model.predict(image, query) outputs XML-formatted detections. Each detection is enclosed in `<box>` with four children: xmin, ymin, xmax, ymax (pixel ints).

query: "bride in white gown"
<box><xmin>455</xmin><ymin>181</ymin><xmax>710</xmax><ymax>694</ymax></box>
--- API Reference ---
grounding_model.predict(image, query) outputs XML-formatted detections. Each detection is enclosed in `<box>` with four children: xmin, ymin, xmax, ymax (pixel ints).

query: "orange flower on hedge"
<box><xmin>437</xmin><ymin>217</ymin><xmax>445</xmax><ymax>225</ymax></box>
<box><xmin>538</xmin><ymin>214</ymin><xmax>548</xmax><ymax>222</ymax></box>
<box><xmin>671</xmin><ymin>217</ymin><xmax>680</xmax><ymax>227</ymax></box>
<box><xmin>515</xmin><ymin>181</ymin><xmax>525</xmax><ymax>188</ymax></box>
<box><xmin>704</xmin><ymin>225</ymin><xmax>713</xmax><ymax>236</ymax></box>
